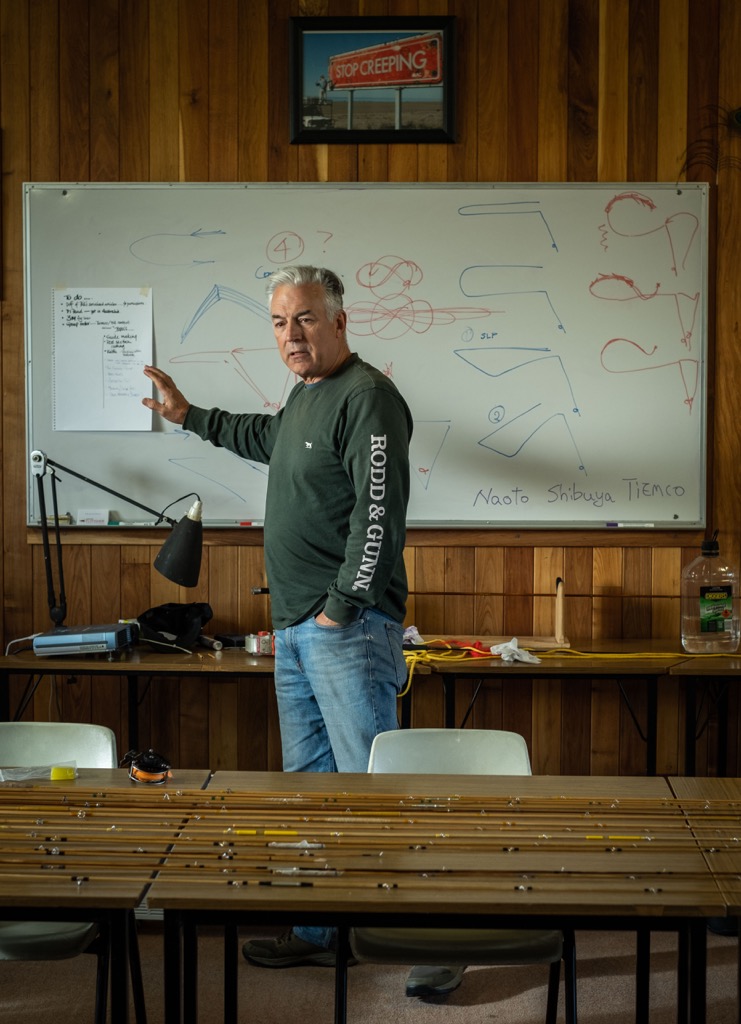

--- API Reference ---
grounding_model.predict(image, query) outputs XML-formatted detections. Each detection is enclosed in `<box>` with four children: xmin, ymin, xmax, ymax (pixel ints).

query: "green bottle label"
<box><xmin>699</xmin><ymin>584</ymin><xmax>733</xmax><ymax>633</ymax></box>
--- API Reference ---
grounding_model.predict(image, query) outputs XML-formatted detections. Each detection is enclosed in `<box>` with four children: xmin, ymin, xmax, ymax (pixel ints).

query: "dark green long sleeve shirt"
<box><xmin>183</xmin><ymin>354</ymin><xmax>413</xmax><ymax>629</ymax></box>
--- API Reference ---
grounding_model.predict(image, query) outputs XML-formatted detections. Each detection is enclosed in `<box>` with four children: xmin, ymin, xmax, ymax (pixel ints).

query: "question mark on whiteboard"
<box><xmin>318</xmin><ymin>230</ymin><xmax>333</xmax><ymax>251</ymax></box>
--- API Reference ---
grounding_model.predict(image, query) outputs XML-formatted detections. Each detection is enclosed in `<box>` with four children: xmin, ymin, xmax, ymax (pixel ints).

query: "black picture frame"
<box><xmin>289</xmin><ymin>16</ymin><xmax>456</xmax><ymax>145</ymax></box>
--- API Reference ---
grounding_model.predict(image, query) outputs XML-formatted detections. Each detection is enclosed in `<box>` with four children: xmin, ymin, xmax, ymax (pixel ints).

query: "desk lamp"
<box><xmin>30</xmin><ymin>450</ymin><xmax>203</xmax><ymax>628</ymax></box>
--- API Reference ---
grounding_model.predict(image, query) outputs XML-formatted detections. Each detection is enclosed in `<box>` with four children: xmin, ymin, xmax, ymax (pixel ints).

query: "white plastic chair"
<box><xmin>0</xmin><ymin>721</ymin><xmax>119</xmax><ymax>767</ymax></box>
<box><xmin>367</xmin><ymin>726</ymin><xmax>534</xmax><ymax>775</ymax></box>
<box><xmin>348</xmin><ymin>729</ymin><xmax>577</xmax><ymax>1024</ymax></box>
<box><xmin>0</xmin><ymin>721</ymin><xmax>147</xmax><ymax>1024</ymax></box>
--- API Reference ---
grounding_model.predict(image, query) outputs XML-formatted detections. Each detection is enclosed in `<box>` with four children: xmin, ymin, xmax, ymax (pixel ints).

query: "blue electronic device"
<box><xmin>33</xmin><ymin>622</ymin><xmax>138</xmax><ymax>657</ymax></box>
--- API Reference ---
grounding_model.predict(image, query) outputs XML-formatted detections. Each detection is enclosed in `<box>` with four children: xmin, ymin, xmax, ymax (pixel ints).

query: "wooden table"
<box><xmin>147</xmin><ymin>771</ymin><xmax>721</xmax><ymax>1024</ymax></box>
<box><xmin>668</xmin><ymin>776</ymin><xmax>741</xmax><ymax>1024</ymax></box>
<box><xmin>0</xmin><ymin>769</ymin><xmax>208</xmax><ymax>1024</ymax></box>
<box><xmin>418</xmin><ymin>638</ymin><xmax>691</xmax><ymax>774</ymax></box>
<box><xmin>0</xmin><ymin>766</ymin><xmax>212</xmax><ymax>789</ymax></box>
<box><xmin>0</xmin><ymin>646</ymin><xmax>274</xmax><ymax>752</ymax></box>
<box><xmin>668</xmin><ymin>775</ymin><xmax>741</xmax><ymax>916</ymax></box>
<box><xmin>3</xmin><ymin>641</ymin><xmax>739</xmax><ymax>776</ymax></box>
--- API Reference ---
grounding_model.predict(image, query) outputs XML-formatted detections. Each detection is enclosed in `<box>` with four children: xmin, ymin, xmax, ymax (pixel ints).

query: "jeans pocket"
<box><xmin>383</xmin><ymin>618</ymin><xmax>407</xmax><ymax>692</ymax></box>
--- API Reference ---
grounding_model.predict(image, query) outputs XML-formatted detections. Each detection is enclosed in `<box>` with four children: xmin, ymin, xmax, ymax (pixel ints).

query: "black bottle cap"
<box><xmin>701</xmin><ymin>528</ymin><xmax>720</xmax><ymax>557</ymax></box>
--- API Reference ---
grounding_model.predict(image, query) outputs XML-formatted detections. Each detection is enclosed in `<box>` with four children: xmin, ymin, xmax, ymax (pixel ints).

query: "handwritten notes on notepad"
<box><xmin>52</xmin><ymin>287</ymin><xmax>152</xmax><ymax>430</ymax></box>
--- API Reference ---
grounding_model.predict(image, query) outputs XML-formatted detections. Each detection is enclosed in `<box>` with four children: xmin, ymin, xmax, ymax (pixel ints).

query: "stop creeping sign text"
<box><xmin>329</xmin><ymin>32</ymin><xmax>443</xmax><ymax>90</ymax></box>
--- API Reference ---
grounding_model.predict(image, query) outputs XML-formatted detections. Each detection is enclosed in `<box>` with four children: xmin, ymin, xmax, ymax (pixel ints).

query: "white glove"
<box><xmin>490</xmin><ymin>637</ymin><xmax>541</xmax><ymax>664</ymax></box>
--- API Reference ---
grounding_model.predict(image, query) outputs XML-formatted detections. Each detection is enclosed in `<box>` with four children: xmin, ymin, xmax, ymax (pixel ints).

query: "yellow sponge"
<box><xmin>50</xmin><ymin>765</ymin><xmax>77</xmax><ymax>780</ymax></box>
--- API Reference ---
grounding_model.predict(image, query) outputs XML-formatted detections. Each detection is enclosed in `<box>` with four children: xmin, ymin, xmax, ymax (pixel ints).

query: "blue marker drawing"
<box><xmin>129</xmin><ymin>229</ymin><xmax>226</xmax><ymax>266</ymax></box>
<box><xmin>454</xmin><ymin>347</ymin><xmax>585</xmax><ymax>475</ymax></box>
<box><xmin>459</xmin><ymin>266</ymin><xmax>565</xmax><ymax>333</ymax></box>
<box><xmin>458</xmin><ymin>201</ymin><xmax>559</xmax><ymax>251</ymax></box>
<box><xmin>409</xmin><ymin>421</ymin><xmax>451</xmax><ymax>491</ymax></box>
<box><xmin>180</xmin><ymin>283</ymin><xmax>271</xmax><ymax>342</ymax></box>
<box><xmin>164</xmin><ymin>455</ymin><xmax>265</xmax><ymax>504</ymax></box>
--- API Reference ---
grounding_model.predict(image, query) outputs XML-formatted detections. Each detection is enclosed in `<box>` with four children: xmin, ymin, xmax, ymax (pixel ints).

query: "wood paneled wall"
<box><xmin>2</xmin><ymin>0</ymin><xmax>741</xmax><ymax>775</ymax></box>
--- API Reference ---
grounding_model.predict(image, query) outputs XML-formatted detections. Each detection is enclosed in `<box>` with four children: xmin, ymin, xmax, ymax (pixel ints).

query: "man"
<box><xmin>143</xmin><ymin>264</ymin><xmax>412</xmax><ymax>968</ymax></box>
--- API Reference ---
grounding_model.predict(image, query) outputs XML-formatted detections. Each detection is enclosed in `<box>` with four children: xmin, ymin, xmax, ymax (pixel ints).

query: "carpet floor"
<box><xmin>0</xmin><ymin>925</ymin><xmax>737</xmax><ymax>1023</ymax></box>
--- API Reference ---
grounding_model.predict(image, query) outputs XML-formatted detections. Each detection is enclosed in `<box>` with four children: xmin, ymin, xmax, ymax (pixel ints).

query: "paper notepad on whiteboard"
<box><xmin>52</xmin><ymin>286</ymin><xmax>152</xmax><ymax>430</ymax></box>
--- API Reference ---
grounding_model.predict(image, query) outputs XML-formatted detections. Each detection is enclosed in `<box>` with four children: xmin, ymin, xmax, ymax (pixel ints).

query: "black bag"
<box><xmin>137</xmin><ymin>602</ymin><xmax>213</xmax><ymax>651</ymax></box>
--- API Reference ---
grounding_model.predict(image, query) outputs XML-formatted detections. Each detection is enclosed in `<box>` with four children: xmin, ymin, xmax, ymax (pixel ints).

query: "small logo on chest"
<box><xmin>305</xmin><ymin>441</ymin><xmax>313</xmax><ymax>448</ymax></box>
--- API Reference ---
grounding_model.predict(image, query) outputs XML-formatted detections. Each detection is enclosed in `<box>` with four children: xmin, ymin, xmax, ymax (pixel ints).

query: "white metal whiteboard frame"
<box><xmin>24</xmin><ymin>181</ymin><xmax>709</xmax><ymax>529</ymax></box>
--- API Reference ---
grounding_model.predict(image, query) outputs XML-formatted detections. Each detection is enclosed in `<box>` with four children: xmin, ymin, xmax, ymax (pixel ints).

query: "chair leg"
<box><xmin>127</xmin><ymin>911</ymin><xmax>148</xmax><ymax>1024</ymax></box>
<box><xmin>562</xmin><ymin>928</ymin><xmax>578</xmax><ymax>1024</ymax></box>
<box><xmin>545</xmin><ymin>959</ymin><xmax>561</xmax><ymax>1024</ymax></box>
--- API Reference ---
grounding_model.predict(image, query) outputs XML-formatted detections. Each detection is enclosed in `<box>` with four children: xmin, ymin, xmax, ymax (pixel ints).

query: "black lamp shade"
<box><xmin>153</xmin><ymin>500</ymin><xmax>203</xmax><ymax>587</ymax></box>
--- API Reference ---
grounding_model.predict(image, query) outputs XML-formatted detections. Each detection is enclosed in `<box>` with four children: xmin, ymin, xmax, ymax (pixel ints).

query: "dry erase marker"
<box><xmin>110</xmin><ymin>520</ymin><xmax>159</xmax><ymax>527</ymax></box>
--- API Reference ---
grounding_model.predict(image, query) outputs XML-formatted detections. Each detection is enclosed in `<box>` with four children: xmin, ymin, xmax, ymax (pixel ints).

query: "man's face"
<box><xmin>270</xmin><ymin>283</ymin><xmax>349</xmax><ymax>384</ymax></box>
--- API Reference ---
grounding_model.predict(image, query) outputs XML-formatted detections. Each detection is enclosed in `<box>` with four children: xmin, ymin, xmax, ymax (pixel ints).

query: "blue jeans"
<box><xmin>274</xmin><ymin>607</ymin><xmax>406</xmax><ymax>948</ymax></box>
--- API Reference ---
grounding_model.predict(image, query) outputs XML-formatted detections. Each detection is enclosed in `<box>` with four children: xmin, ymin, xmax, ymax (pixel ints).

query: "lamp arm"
<box><xmin>41</xmin><ymin>456</ymin><xmax>177</xmax><ymax>526</ymax></box>
<box><xmin>29</xmin><ymin>450</ymin><xmax>204</xmax><ymax>595</ymax></box>
<box><xmin>35</xmin><ymin>472</ymin><xmax>67</xmax><ymax>626</ymax></box>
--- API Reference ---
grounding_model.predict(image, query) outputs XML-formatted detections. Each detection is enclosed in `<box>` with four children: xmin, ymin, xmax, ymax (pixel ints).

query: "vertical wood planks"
<box><xmin>538</xmin><ymin>0</ymin><xmax>569</xmax><ymax>181</ymax></box>
<box><xmin>149</xmin><ymin>0</ymin><xmax>180</xmax><ymax>180</ymax></box>
<box><xmin>656</xmin><ymin>0</ymin><xmax>688</xmax><ymax>181</ymax></box>
<box><xmin>597</xmin><ymin>0</ymin><xmax>628</xmax><ymax>180</ymax></box>
<box><xmin>179</xmin><ymin>0</ymin><xmax>210</xmax><ymax>182</ymax></box>
<box><xmin>626</xmin><ymin>0</ymin><xmax>659</xmax><ymax>181</ymax></box>
<box><xmin>2</xmin><ymin>0</ymin><xmax>740</xmax><ymax>776</ymax></box>
<box><xmin>120</xmin><ymin>0</ymin><xmax>150</xmax><ymax>180</ymax></box>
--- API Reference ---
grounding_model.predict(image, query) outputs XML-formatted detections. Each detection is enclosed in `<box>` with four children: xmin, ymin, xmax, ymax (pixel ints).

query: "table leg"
<box><xmin>164</xmin><ymin>911</ymin><xmax>182</xmax><ymax>1024</ymax></box>
<box><xmin>737</xmin><ymin>930</ymin><xmax>740</xmax><ymax>1024</ymax></box>
<box><xmin>646</xmin><ymin>682</ymin><xmax>657</xmax><ymax>776</ymax></box>
<box><xmin>688</xmin><ymin>919</ymin><xmax>707</xmax><ymax>1024</ymax></box>
<box><xmin>717</xmin><ymin>682</ymin><xmax>729</xmax><ymax>777</ymax></box>
<box><xmin>183</xmin><ymin>924</ymin><xmax>198</xmax><ymax>1024</ymax></box>
<box><xmin>635</xmin><ymin>927</ymin><xmax>650</xmax><ymax>1024</ymax></box>
<box><xmin>617</xmin><ymin>677</ymin><xmax>658</xmax><ymax>776</ymax></box>
<box><xmin>399</xmin><ymin>687</ymin><xmax>412</xmax><ymax>729</ymax></box>
<box><xmin>678</xmin><ymin>925</ymin><xmax>689</xmax><ymax>1024</ymax></box>
<box><xmin>443</xmin><ymin>677</ymin><xmax>456</xmax><ymax>728</ymax></box>
<box><xmin>0</xmin><ymin>669</ymin><xmax>9</xmax><ymax>721</ymax></box>
<box><xmin>335</xmin><ymin>924</ymin><xmax>350</xmax><ymax>1024</ymax></box>
<box><xmin>685</xmin><ymin>678</ymin><xmax>697</xmax><ymax>776</ymax></box>
<box><xmin>109</xmin><ymin>909</ymin><xmax>130</xmax><ymax>1024</ymax></box>
<box><xmin>224</xmin><ymin>924</ymin><xmax>239</xmax><ymax>1024</ymax></box>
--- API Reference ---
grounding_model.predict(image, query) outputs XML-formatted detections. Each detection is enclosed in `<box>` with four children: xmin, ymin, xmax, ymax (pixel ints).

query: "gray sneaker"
<box><xmin>242</xmin><ymin>930</ymin><xmax>351</xmax><ymax>968</ymax></box>
<box><xmin>405</xmin><ymin>964</ymin><xmax>467</xmax><ymax>996</ymax></box>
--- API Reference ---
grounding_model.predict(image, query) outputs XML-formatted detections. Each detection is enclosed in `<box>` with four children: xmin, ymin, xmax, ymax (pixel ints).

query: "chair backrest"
<box><xmin>368</xmin><ymin>728</ymin><xmax>532</xmax><ymax>776</ymax></box>
<box><xmin>0</xmin><ymin>722</ymin><xmax>117</xmax><ymax>768</ymax></box>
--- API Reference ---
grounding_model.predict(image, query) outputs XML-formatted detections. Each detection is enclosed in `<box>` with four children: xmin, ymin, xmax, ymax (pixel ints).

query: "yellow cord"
<box><xmin>398</xmin><ymin>643</ymin><xmax>498</xmax><ymax>698</ymax></box>
<box><xmin>538</xmin><ymin>649</ymin><xmax>729</xmax><ymax>659</ymax></box>
<box><xmin>397</xmin><ymin>641</ymin><xmax>729</xmax><ymax>699</ymax></box>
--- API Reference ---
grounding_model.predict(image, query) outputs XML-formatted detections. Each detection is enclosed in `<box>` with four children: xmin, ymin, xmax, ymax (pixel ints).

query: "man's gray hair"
<box><xmin>266</xmin><ymin>265</ymin><xmax>345</xmax><ymax>320</ymax></box>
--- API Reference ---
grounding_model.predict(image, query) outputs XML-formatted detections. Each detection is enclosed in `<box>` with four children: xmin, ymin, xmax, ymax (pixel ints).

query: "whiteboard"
<box><xmin>24</xmin><ymin>182</ymin><xmax>708</xmax><ymax>528</ymax></box>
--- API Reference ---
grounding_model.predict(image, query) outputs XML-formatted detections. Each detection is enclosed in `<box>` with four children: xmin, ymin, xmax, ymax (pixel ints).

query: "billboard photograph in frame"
<box><xmin>290</xmin><ymin>16</ymin><xmax>456</xmax><ymax>144</ymax></box>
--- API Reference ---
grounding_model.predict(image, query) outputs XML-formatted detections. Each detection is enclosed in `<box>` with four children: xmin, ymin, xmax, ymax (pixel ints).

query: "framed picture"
<box><xmin>289</xmin><ymin>16</ymin><xmax>456</xmax><ymax>144</ymax></box>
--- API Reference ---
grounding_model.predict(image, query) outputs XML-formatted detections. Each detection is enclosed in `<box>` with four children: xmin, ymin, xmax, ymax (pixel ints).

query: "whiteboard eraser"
<box><xmin>77</xmin><ymin>508</ymin><xmax>109</xmax><ymax>526</ymax></box>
